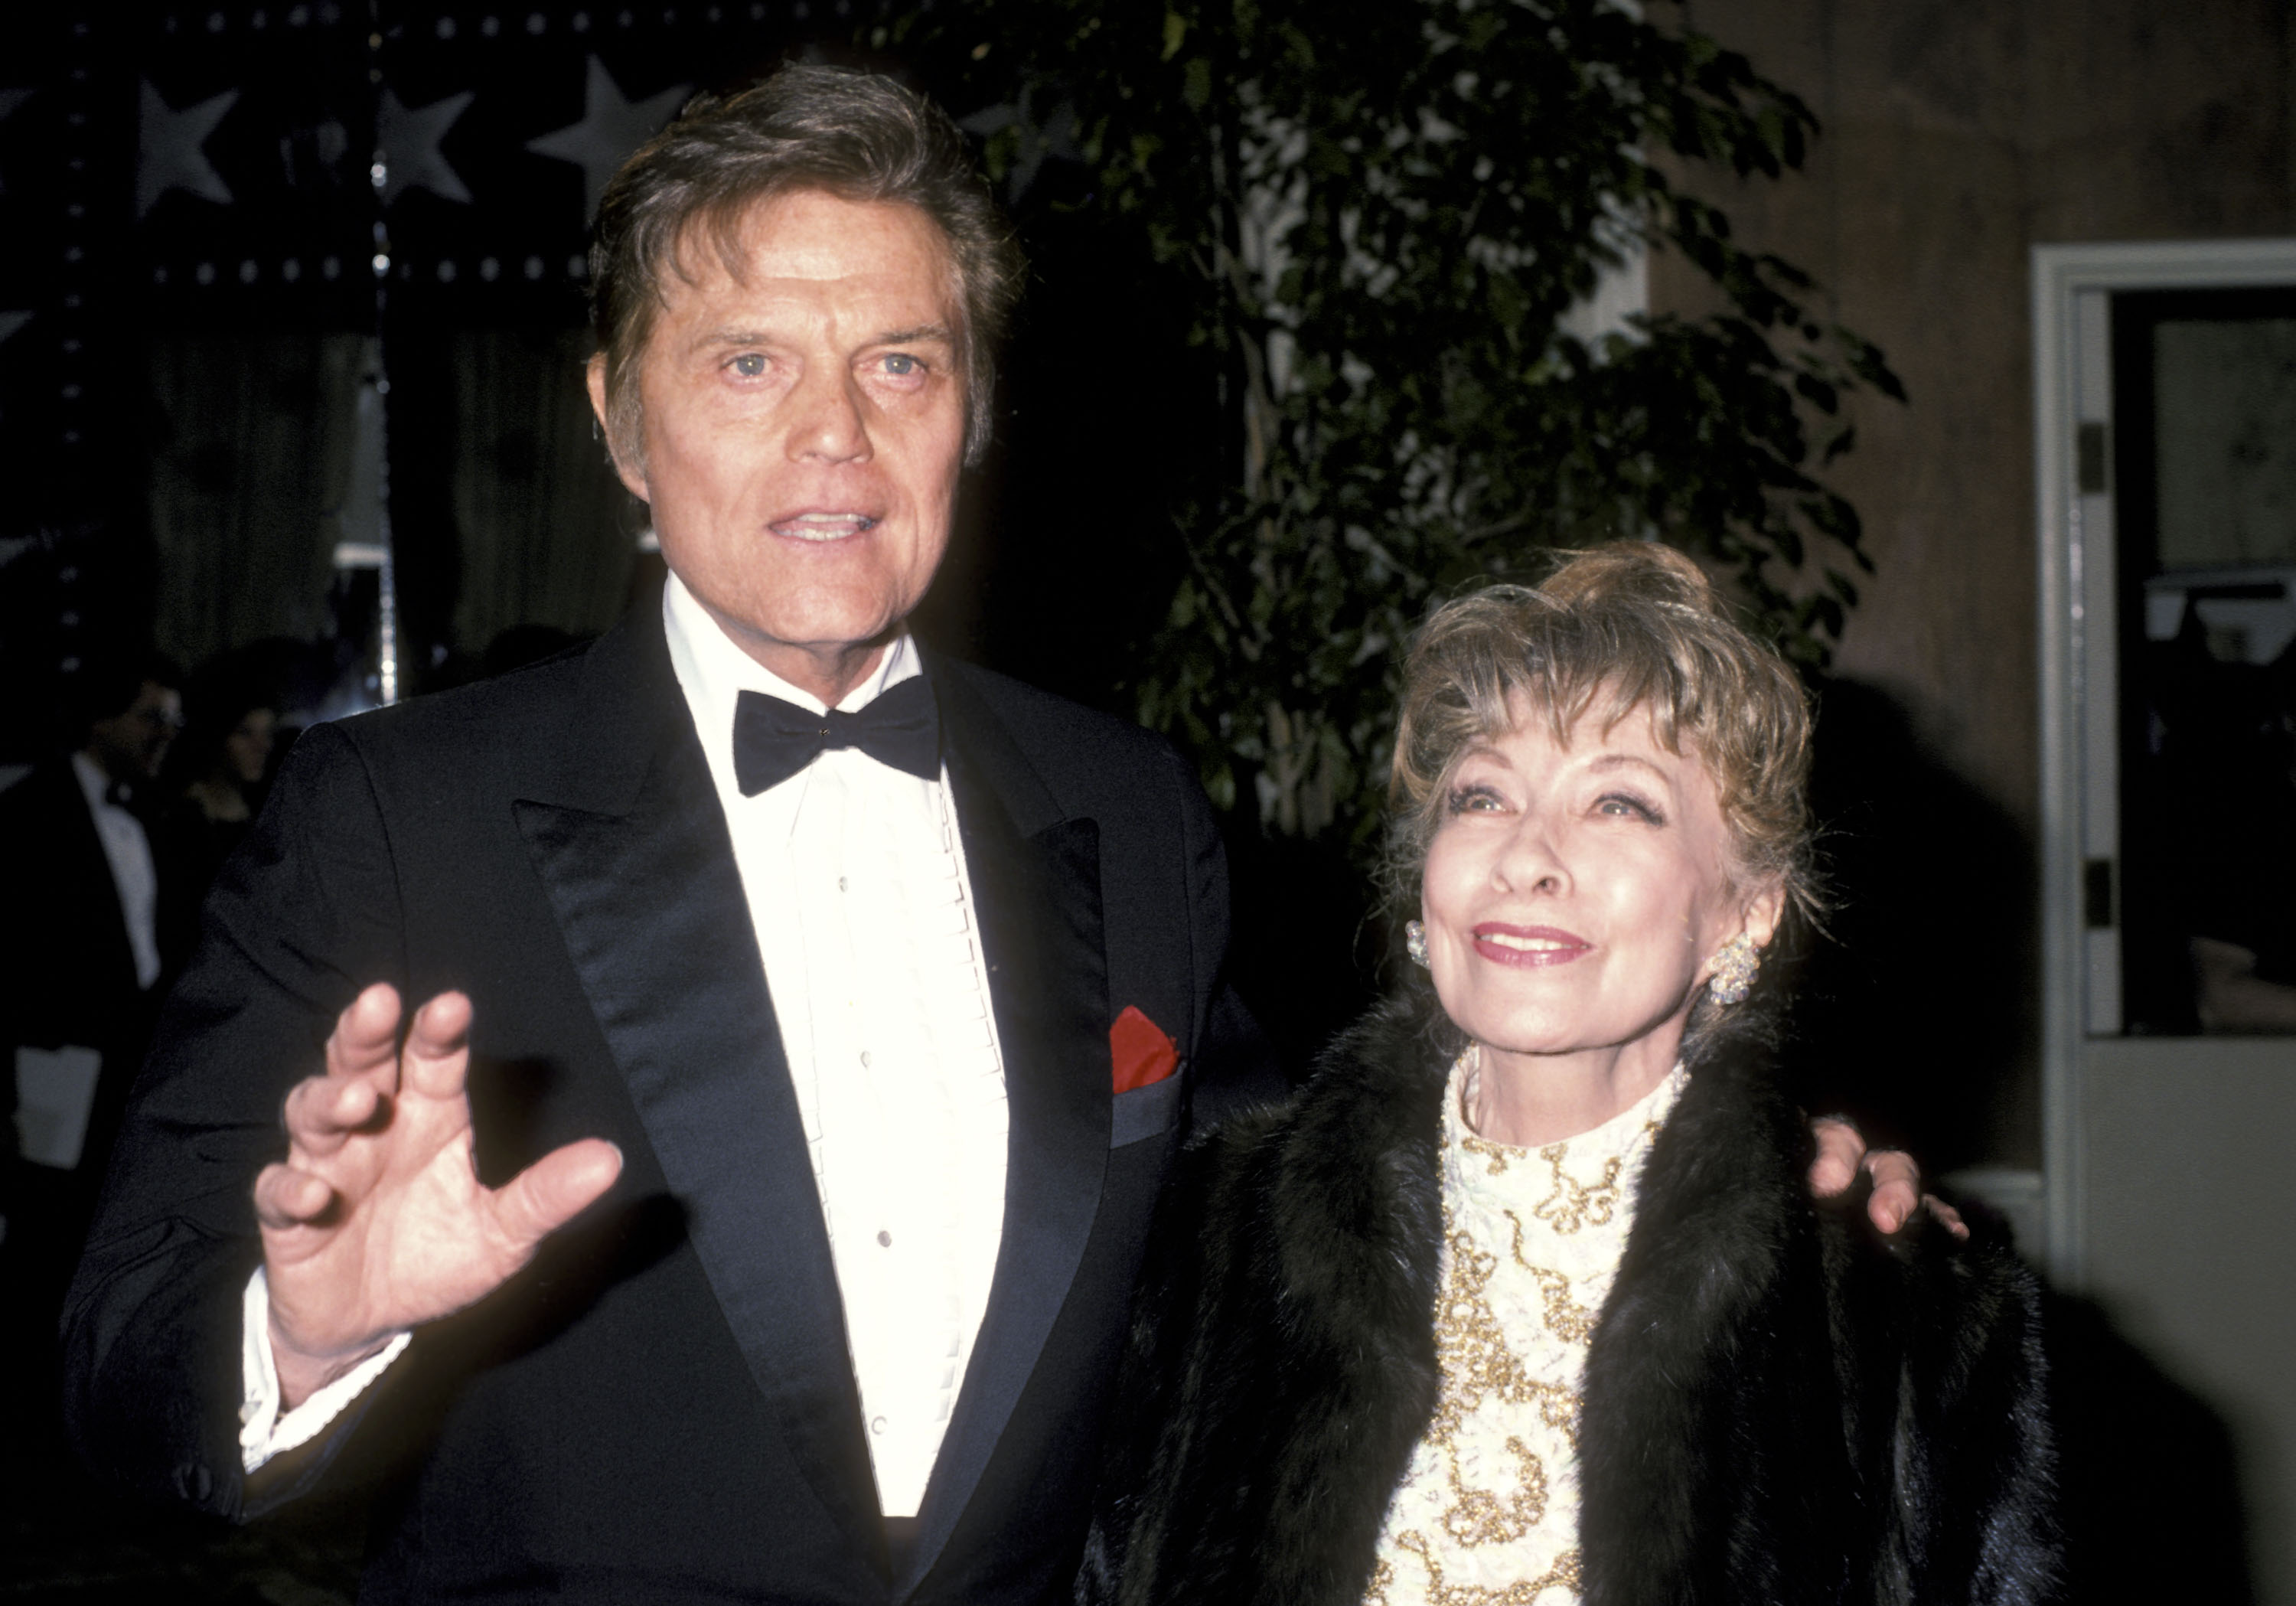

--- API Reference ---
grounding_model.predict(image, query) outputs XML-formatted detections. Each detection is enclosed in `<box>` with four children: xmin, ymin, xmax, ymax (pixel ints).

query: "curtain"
<box><xmin>448</xmin><ymin>327</ymin><xmax>644</xmax><ymax>652</ymax></box>
<box><xmin>148</xmin><ymin>331</ymin><xmax>362</xmax><ymax>671</ymax></box>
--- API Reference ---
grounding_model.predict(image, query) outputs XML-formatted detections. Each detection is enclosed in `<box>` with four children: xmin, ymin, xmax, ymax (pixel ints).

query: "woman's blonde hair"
<box><xmin>1386</xmin><ymin>543</ymin><xmax>1817</xmax><ymax>934</ymax></box>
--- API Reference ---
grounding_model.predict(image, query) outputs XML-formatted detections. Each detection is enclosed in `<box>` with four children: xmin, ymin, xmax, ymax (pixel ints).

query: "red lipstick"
<box><xmin>1469</xmin><ymin>923</ymin><xmax>1593</xmax><ymax>968</ymax></box>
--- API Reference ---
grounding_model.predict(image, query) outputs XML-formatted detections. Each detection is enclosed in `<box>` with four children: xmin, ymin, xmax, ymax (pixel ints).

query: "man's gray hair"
<box><xmin>590</xmin><ymin>64</ymin><xmax>1024</xmax><ymax>468</ymax></box>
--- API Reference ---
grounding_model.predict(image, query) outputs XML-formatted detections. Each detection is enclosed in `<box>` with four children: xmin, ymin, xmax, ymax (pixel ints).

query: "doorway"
<box><xmin>2034</xmin><ymin>237</ymin><xmax>2296</xmax><ymax>1602</ymax></box>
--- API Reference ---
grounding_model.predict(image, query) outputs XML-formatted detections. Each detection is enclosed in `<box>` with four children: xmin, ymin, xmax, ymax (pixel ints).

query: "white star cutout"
<box><xmin>527</xmin><ymin>57</ymin><xmax>690</xmax><ymax>220</ymax></box>
<box><xmin>138</xmin><ymin>80</ymin><xmax>239</xmax><ymax>217</ymax></box>
<box><xmin>379</xmin><ymin>87</ymin><xmax>477</xmax><ymax>206</ymax></box>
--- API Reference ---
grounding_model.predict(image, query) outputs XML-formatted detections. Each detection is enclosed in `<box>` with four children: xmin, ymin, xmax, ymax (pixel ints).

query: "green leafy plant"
<box><xmin>883</xmin><ymin>0</ymin><xmax>1900</xmax><ymax>856</ymax></box>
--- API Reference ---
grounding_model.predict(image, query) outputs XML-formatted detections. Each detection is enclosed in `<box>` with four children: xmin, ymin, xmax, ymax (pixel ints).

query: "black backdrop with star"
<box><xmin>1</xmin><ymin>0</ymin><xmax>1309</xmax><ymax>1035</ymax></box>
<box><xmin>0</xmin><ymin>0</ymin><xmax>911</xmax><ymax>756</ymax></box>
<box><xmin>0</xmin><ymin>1</ymin><xmax>1256</xmax><ymax>1037</ymax></box>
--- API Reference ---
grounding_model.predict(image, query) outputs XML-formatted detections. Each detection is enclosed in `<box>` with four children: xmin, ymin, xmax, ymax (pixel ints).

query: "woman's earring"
<box><xmin>1406</xmin><ymin>920</ymin><xmax>1430</xmax><ymax>968</ymax></box>
<box><xmin>1707</xmin><ymin>932</ymin><xmax>1760</xmax><ymax>1004</ymax></box>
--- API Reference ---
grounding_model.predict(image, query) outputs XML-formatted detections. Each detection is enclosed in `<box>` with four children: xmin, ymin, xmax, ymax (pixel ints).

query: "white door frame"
<box><xmin>2033</xmin><ymin>237</ymin><xmax>2296</xmax><ymax>1286</ymax></box>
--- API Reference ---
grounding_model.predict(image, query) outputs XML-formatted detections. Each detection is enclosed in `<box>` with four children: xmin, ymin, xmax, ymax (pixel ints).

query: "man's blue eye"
<box><xmin>732</xmin><ymin>354</ymin><xmax>765</xmax><ymax>377</ymax></box>
<box><xmin>884</xmin><ymin>354</ymin><xmax>918</xmax><ymax>376</ymax></box>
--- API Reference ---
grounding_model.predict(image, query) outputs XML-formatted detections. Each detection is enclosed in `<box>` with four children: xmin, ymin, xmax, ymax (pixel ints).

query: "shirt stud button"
<box><xmin>870</xmin><ymin>1416</ymin><xmax>886</xmax><ymax>1435</ymax></box>
<box><xmin>859</xmin><ymin>1050</ymin><xmax>872</xmax><ymax>1068</ymax></box>
<box><xmin>877</xmin><ymin>1229</ymin><xmax>892</xmax><ymax>1247</ymax></box>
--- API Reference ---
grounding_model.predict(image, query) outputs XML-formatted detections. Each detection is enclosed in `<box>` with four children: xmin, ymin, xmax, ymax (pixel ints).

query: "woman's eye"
<box><xmin>1597</xmin><ymin>793</ymin><xmax>1661</xmax><ymax>823</ymax></box>
<box><xmin>729</xmin><ymin>353</ymin><xmax>766</xmax><ymax>378</ymax></box>
<box><xmin>1446</xmin><ymin>785</ymin><xmax>1504</xmax><ymax>815</ymax></box>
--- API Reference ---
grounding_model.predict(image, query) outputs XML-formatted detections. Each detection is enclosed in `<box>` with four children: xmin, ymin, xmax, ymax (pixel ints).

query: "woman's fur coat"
<box><xmin>1077</xmin><ymin>995</ymin><xmax>2060</xmax><ymax>1606</ymax></box>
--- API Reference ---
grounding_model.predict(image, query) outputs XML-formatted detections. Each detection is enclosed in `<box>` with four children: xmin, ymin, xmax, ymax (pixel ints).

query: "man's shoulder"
<box><xmin>318</xmin><ymin>622</ymin><xmax>640</xmax><ymax>773</ymax></box>
<box><xmin>932</xmin><ymin>656</ymin><xmax>1183</xmax><ymax>784</ymax></box>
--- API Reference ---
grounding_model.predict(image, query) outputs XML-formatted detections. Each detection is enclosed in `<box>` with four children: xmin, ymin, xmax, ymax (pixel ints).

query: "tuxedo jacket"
<box><xmin>1</xmin><ymin>756</ymin><xmax>160</xmax><ymax>1226</ymax></box>
<box><xmin>0</xmin><ymin>756</ymin><xmax>148</xmax><ymax>1059</ymax></box>
<box><xmin>62</xmin><ymin>607</ymin><xmax>1277</xmax><ymax>1606</ymax></box>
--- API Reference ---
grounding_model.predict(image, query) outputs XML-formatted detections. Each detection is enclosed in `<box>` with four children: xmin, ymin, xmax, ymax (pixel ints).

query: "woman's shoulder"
<box><xmin>1152</xmin><ymin>994</ymin><xmax>1456</xmax><ymax>1304</ymax></box>
<box><xmin>1835</xmin><ymin>1188</ymin><xmax>2049</xmax><ymax>1366</ymax></box>
<box><xmin>1183</xmin><ymin>994</ymin><xmax>1455</xmax><ymax>1178</ymax></box>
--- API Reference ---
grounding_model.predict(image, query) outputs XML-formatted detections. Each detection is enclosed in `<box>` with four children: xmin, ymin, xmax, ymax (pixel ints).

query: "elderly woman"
<box><xmin>1078</xmin><ymin>544</ymin><xmax>2056</xmax><ymax>1605</ymax></box>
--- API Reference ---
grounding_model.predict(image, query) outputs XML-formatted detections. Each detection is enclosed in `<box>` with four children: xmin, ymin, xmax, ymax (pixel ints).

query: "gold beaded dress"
<box><xmin>1363</xmin><ymin>1053</ymin><xmax>1686</xmax><ymax>1606</ymax></box>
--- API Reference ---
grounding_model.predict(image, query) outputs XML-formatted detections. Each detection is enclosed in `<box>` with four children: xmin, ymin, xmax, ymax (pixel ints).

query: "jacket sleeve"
<box><xmin>60</xmin><ymin>721</ymin><xmax>410</xmax><ymax>1518</ymax></box>
<box><xmin>1163</xmin><ymin>741</ymin><xmax>1287</xmax><ymax>1129</ymax></box>
<box><xmin>1873</xmin><ymin>1211</ymin><xmax>2063</xmax><ymax>1602</ymax></box>
<box><xmin>1074</xmin><ymin>1123</ymin><xmax>1234</xmax><ymax>1606</ymax></box>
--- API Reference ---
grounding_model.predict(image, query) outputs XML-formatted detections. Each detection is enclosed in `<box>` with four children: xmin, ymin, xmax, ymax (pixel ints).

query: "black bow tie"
<box><xmin>732</xmin><ymin>677</ymin><xmax>941</xmax><ymax>796</ymax></box>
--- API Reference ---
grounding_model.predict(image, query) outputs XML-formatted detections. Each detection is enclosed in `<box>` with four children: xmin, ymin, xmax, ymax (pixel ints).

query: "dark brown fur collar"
<box><xmin>1082</xmin><ymin>992</ymin><xmax>2060</xmax><ymax>1606</ymax></box>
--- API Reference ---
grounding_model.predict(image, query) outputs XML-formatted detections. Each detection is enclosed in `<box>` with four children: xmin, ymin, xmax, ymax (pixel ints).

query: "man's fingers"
<box><xmin>1923</xmin><ymin>1193</ymin><xmax>1971</xmax><ymax>1241</ymax></box>
<box><xmin>254</xmin><ymin>1162</ymin><xmax>337</xmax><ymax>1230</ymax></box>
<box><xmin>282</xmin><ymin>1072</ymin><xmax>385</xmax><ymax>1153</ymax></box>
<box><xmin>1864</xmin><ymin>1148</ymin><xmax>1920</xmax><ymax>1233</ymax></box>
<box><xmin>400</xmin><ymin>991</ymin><xmax>475</xmax><ymax>1103</ymax></box>
<box><xmin>1809</xmin><ymin>1124</ymin><xmax>1952</xmax><ymax>1238</ymax></box>
<box><xmin>489</xmin><ymin>1140</ymin><xmax>623</xmax><ymax>1252</ymax></box>
<box><xmin>325</xmin><ymin>982</ymin><xmax>406</xmax><ymax>1080</ymax></box>
<box><xmin>1808</xmin><ymin>1117</ymin><xmax>1862</xmax><ymax>1197</ymax></box>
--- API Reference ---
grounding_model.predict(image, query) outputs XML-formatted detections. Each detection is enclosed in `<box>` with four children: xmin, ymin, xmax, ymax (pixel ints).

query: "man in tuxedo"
<box><xmin>3</xmin><ymin>654</ymin><xmax>181</xmax><ymax>1298</ymax></box>
<box><xmin>64</xmin><ymin>67</ymin><xmax>1278</xmax><ymax>1606</ymax></box>
<box><xmin>64</xmin><ymin>64</ymin><xmax>1924</xmax><ymax>1606</ymax></box>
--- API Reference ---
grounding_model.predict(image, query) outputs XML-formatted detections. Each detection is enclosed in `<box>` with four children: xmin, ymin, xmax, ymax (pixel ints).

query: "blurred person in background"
<box><xmin>1</xmin><ymin>648</ymin><xmax>181</xmax><ymax>1390</ymax></box>
<box><xmin>155</xmin><ymin>661</ymin><xmax>282</xmax><ymax>973</ymax></box>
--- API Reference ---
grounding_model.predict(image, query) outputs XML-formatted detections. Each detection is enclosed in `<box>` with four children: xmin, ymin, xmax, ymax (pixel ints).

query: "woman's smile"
<box><xmin>1420</xmin><ymin>699</ymin><xmax>1774</xmax><ymax>1109</ymax></box>
<box><xmin>1469</xmin><ymin>923</ymin><xmax>1593</xmax><ymax>965</ymax></box>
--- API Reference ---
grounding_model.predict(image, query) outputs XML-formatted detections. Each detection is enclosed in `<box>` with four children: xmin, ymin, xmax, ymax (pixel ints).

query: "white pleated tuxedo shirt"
<box><xmin>70</xmin><ymin>750</ymin><xmax>161</xmax><ymax>991</ymax></box>
<box><xmin>658</xmin><ymin>573</ymin><xmax>1010</xmax><ymax>1518</ymax></box>
<box><xmin>243</xmin><ymin>577</ymin><xmax>1011</xmax><ymax>1522</ymax></box>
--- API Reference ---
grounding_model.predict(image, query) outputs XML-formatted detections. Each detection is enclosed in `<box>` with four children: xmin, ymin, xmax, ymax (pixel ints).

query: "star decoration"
<box><xmin>138</xmin><ymin>80</ymin><xmax>239</xmax><ymax>218</ymax></box>
<box><xmin>527</xmin><ymin>57</ymin><xmax>690</xmax><ymax>220</ymax></box>
<box><xmin>379</xmin><ymin>87</ymin><xmax>477</xmax><ymax>207</ymax></box>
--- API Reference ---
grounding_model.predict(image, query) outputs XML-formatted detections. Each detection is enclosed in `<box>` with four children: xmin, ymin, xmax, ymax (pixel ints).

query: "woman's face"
<box><xmin>223</xmin><ymin>707</ymin><xmax>278</xmax><ymax>787</ymax></box>
<box><xmin>1420</xmin><ymin>700</ymin><xmax>1779</xmax><ymax>1072</ymax></box>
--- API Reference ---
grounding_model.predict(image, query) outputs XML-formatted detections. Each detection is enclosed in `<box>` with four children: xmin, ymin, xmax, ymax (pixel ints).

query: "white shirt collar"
<box><xmin>660</xmin><ymin>569</ymin><xmax>921</xmax><ymax>753</ymax></box>
<box><xmin>70</xmin><ymin>750</ymin><xmax>120</xmax><ymax>813</ymax></box>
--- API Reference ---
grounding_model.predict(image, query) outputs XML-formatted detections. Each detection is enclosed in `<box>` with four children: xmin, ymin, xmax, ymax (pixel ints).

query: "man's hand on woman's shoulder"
<box><xmin>1807</xmin><ymin>1116</ymin><xmax>1969</xmax><ymax>1240</ymax></box>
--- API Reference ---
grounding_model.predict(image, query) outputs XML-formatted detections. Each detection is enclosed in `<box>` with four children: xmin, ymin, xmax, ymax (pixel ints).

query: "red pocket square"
<box><xmin>1110</xmin><ymin>1005</ymin><xmax>1179</xmax><ymax>1095</ymax></box>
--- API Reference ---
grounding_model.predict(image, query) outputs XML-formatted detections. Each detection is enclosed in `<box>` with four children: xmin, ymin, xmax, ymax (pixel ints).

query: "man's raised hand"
<box><xmin>253</xmin><ymin>984</ymin><xmax>622</xmax><ymax>1409</ymax></box>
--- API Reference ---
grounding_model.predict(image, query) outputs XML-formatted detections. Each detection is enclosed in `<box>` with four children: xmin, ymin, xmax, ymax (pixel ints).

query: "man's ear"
<box><xmin>585</xmin><ymin>353</ymin><xmax>650</xmax><ymax>503</ymax></box>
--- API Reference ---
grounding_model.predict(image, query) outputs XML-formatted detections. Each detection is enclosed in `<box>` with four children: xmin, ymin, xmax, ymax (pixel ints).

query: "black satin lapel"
<box><xmin>904</xmin><ymin>739</ymin><xmax>1110</xmax><ymax>1591</ymax></box>
<box><xmin>512</xmin><ymin>728</ymin><xmax>886</xmax><ymax>1575</ymax></box>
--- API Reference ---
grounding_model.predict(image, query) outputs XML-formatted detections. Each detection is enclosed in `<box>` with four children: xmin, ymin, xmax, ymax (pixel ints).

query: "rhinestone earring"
<box><xmin>1406</xmin><ymin>920</ymin><xmax>1430</xmax><ymax>968</ymax></box>
<box><xmin>1707</xmin><ymin>932</ymin><xmax>1760</xmax><ymax>1004</ymax></box>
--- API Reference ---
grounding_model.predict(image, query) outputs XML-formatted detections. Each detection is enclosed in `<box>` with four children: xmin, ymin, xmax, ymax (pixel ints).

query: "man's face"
<box><xmin>589</xmin><ymin>189</ymin><xmax>968</xmax><ymax>697</ymax></box>
<box><xmin>86</xmin><ymin>680</ymin><xmax>182</xmax><ymax>785</ymax></box>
